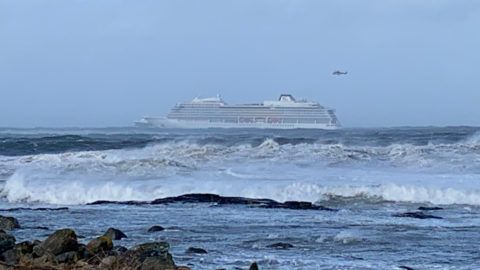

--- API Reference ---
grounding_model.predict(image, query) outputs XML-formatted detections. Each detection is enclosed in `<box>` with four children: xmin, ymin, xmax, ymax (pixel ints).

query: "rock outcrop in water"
<box><xmin>0</xmin><ymin>228</ymin><xmax>180</xmax><ymax>270</ymax></box>
<box><xmin>148</xmin><ymin>225</ymin><xmax>165</xmax><ymax>232</ymax></box>
<box><xmin>103</xmin><ymin>227</ymin><xmax>128</xmax><ymax>240</ymax></box>
<box><xmin>266</xmin><ymin>242</ymin><xmax>294</xmax><ymax>249</ymax></box>
<box><xmin>0</xmin><ymin>216</ymin><xmax>20</xmax><ymax>231</ymax></box>
<box><xmin>90</xmin><ymin>193</ymin><xmax>337</xmax><ymax>211</ymax></box>
<box><xmin>393</xmin><ymin>211</ymin><xmax>443</xmax><ymax>219</ymax></box>
<box><xmin>0</xmin><ymin>228</ymin><xmax>260</xmax><ymax>270</ymax></box>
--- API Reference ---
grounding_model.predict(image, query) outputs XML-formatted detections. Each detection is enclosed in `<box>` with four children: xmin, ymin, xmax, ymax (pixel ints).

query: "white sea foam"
<box><xmin>1</xmin><ymin>137</ymin><xmax>479</xmax><ymax>205</ymax></box>
<box><xmin>3</xmin><ymin>167</ymin><xmax>480</xmax><ymax>205</ymax></box>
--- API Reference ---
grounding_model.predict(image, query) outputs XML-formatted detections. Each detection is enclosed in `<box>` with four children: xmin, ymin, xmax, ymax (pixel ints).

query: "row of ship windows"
<box><xmin>169</xmin><ymin>116</ymin><xmax>332</xmax><ymax>124</ymax></box>
<box><xmin>174</xmin><ymin>106</ymin><xmax>325</xmax><ymax>111</ymax></box>
<box><xmin>169</xmin><ymin>111</ymin><xmax>331</xmax><ymax>116</ymax></box>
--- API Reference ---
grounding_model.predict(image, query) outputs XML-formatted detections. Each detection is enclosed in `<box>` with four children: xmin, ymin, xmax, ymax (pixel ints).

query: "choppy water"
<box><xmin>1</xmin><ymin>127</ymin><xmax>480</xmax><ymax>269</ymax></box>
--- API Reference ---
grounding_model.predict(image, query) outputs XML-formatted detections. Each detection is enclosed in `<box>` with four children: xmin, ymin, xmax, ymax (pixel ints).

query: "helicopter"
<box><xmin>332</xmin><ymin>70</ymin><xmax>348</xmax><ymax>76</ymax></box>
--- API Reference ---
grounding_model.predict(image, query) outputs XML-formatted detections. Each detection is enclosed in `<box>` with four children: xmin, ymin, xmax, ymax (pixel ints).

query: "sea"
<box><xmin>0</xmin><ymin>126</ymin><xmax>479</xmax><ymax>270</ymax></box>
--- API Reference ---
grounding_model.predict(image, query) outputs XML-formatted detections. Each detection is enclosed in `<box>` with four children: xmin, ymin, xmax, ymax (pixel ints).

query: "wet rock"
<box><xmin>266</xmin><ymin>242</ymin><xmax>294</xmax><ymax>249</ymax></box>
<box><xmin>186</xmin><ymin>247</ymin><xmax>208</xmax><ymax>254</ymax></box>
<box><xmin>119</xmin><ymin>242</ymin><xmax>176</xmax><ymax>270</ymax></box>
<box><xmin>103</xmin><ymin>227</ymin><xmax>127</xmax><ymax>240</ymax></box>
<box><xmin>1</xmin><ymin>248</ymin><xmax>19</xmax><ymax>265</ymax></box>
<box><xmin>0</xmin><ymin>207</ymin><xmax>69</xmax><ymax>212</ymax></box>
<box><xmin>0</xmin><ymin>231</ymin><xmax>16</xmax><ymax>253</ymax></box>
<box><xmin>418</xmin><ymin>206</ymin><xmax>443</xmax><ymax>211</ymax></box>
<box><xmin>55</xmin><ymin>250</ymin><xmax>79</xmax><ymax>264</ymax></box>
<box><xmin>274</xmin><ymin>201</ymin><xmax>336</xmax><ymax>211</ymax></box>
<box><xmin>32</xmin><ymin>253</ymin><xmax>56</xmax><ymax>265</ymax></box>
<box><xmin>177</xmin><ymin>267</ymin><xmax>192</xmax><ymax>270</ymax></box>
<box><xmin>100</xmin><ymin>255</ymin><xmax>119</xmax><ymax>269</ymax></box>
<box><xmin>393</xmin><ymin>212</ymin><xmax>443</xmax><ymax>219</ymax></box>
<box><xmin>2</xmin><ymin>240</ymin><xmax>34</xmax><ymax>263</ymax></box>
<box><xmin>88</xmin><ymin>200</ymin><xmax>149</xmax><ymax>205</ymax></box>
<box><xmin>87</xmin><ymin>236</ymin><xmax>113</xmax><ymax>254</ymax></box>
<box><xmin>0</xmin><ymin>215</ymin><xmax>20</xmax><ymax>230</ymax></box>
<box><xmin>33</xmin><ymin>228</ymin><xmax>78</xmax><ymax>257</ymax></box>
<box><xmin>249</xmin><ymin>262</ymin><xmax>259</xmax><ymax>270</ymax></box>
<box><xmin>148</xmin><ymin>225</ymin><xmax>165</xmax><ymax>232</ymax></box>
<box><xmin>151</xmin><ymin>193</ymin><xmax>337</xmax><ymax>211</ymax></box>
<box><xmin>142</xmin><ymin>256</ymin><xmax>177</xmax><ymax>270</ymax></box>
<box><xmin>151</xmin><ymin>193</ymin><xmax>277</xmax><ymax>206</ymax></box>
<box><xmin>114</xmin><ymin>245</ymin><xmax>128</xmax><ymax>253</ymax></box>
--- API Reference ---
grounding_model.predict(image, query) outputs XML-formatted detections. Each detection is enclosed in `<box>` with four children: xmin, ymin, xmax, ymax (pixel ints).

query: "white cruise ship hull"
<box><xmin>135</xmin><ymin>117</ymin><xmax>339</xmax><ymax>130</ymax></box>
<box><xmin>135</xmin><ymin>94</ymin><xmax>341</xmax><ymax>130</ymax></box>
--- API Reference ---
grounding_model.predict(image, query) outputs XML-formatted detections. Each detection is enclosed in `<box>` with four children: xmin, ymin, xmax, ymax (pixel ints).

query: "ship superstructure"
<box><xmin>135</xmin><ymin>94</ymin><xmax>340</xmax><ymax>129</ymax></box>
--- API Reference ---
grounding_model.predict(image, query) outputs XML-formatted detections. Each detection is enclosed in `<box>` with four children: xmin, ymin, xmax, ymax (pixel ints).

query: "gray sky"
<box><xmin>1</xmin><ymin>0</ymin><xmax>479</xmax><ymax>127</ymax></box>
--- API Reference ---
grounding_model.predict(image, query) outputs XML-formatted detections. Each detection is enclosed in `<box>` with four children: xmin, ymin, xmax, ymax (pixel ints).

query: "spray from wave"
<box><xmin>1</xmin><ymin>128</ymin><xmax>479</xmax><ymax>205</ymax></box>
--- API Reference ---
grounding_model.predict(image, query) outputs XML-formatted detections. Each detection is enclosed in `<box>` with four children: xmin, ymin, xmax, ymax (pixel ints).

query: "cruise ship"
<box><xmin>135</xmin><ymin>94</ymin><xmax>340</xmax><ymax>129</ymax></box>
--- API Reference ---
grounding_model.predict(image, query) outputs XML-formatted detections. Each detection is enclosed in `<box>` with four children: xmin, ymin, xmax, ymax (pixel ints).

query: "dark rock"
<box><xmin>2</xmin><ymin>248</ymin><xmax>19</xmax><ymax>265</ymax></box>
<box><xmin>14</xmin><ymin>241</ymin><xmax>34</xmax><ymax>254</ymax></box>
<box><xmin>0</xmin><ymin>207</ymin><xmax>69</xmax><ymax>212</ymax></box>
<box><xmin>88</xmin><ymin>200</ymin><xmax>149</xmax><ymax>205</ymax></box>
<box><xmin>148</xmin><ymin>225</ymin><xmax>165</xmax><ymax>232</ymax></box>
<box><xmin>151</xmin><ymin>193</ymin><xmax>277</xmax><ymax>206</ymax></box>
<box><xmin>114</xmin><ymin>245</ymin><xmax>128</xmax><ymax>253</ymax></box>
<box><xmin>87</xmin><ymin>193</ymin><xmax>337</xmax><ymax>211</ymax></box>
<box><xmin>100</xmin><ymin>255</ymin><xmax>119</xmax><ymax>269</ymax></box>
<box><xmin>399</xmin><ymin>266</ymin><xmax>415</xmax><ymax>270</ymax></box>
<box><xmin>119</xmin><ymin>242</ymin><xmax>176</xmax><ymax>270</ymax></box>
<box><xmin>271</xmin><ymin>201</ymin><xmax>337</xmax><ymax>211</ymax></box>
<box><xmin>249</xmin><ymin>262</ymin><xmax>259</xmax><ymax>270</ymax></box>
<box><xmin>103</xmin><ymin>227</ymin><xmax>127</xmax><ymax>240</ymax></box>
<box><xmin>0</xmin><ymin>231</ymin><xmax>16</xmax><ymax>253</ymax></box>
<box><xmin>0</xmin><ymin>241</ymin><xmax>31</xmax><ymax>265</ymax></box>
<box><xmin>185</xmin><ymin>247</ymin><xmax>207</xmax><ymax>254</ymax></box>
<box><xmin>142</xmin><ymin>256</ymin><xmax>177</xmax><ymax>270</ymax></box>
<box><xmin>266</xmin><ymin>242</ymin><xmax>294</xmax><ymax>249</ymax></box>
<box><xmin>76</xmin><ymin>244</ymin><xmax>92</xmax><ymax>260</ymax></box>
<box><xmin>151</xmin><ymin>193</ymin><xmax>337</xmax><ymax>211</ymax></box>
<box><xmin>55</xmin><ymin>251</ymin><xmax>79</xmax><ymax>264</ymax></box>
<box><xmin>87</xmin><ymin>236</ymin><xmax>113</xmax><ymax>254</ymax></box>
<box><xmin>393</xmin><ymin>212</ymin><xmax>443</xmax><ymax>219</ymax></box>
<box><xmin>33</xmin><ymin>228</ymin><xmax>78</xmax><ymax>257</ymax></box>
<box><xmin>418</xmin><ymin>206</ymin><xmax>443</xmax><ymax>211</ymax></box>
<box><xmin>0</xmin><ymin>215</ymin><xmax>20</xmax><ymax>230</ymax></box>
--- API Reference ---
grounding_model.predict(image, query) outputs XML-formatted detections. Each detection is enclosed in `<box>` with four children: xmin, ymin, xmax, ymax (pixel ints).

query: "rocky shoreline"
<box><xmin>0</xmin><ymin>193</ymin><xmax>446</xmax><ymax>269</ymax></box>
<box><xmin>0</xmin><ymin>215</ymin><xmax>258</xmax><ymax>270</ymax></box>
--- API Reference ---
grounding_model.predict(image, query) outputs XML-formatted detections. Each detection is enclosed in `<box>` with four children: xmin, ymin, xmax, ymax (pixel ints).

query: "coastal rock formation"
<box><xmin>119</xmin><ymin>242</ymin><xmax>176</xmax><ymax>270</ymax></box>
<box><xmin>418</xmin><ymin>206</ymin><xmax>443</xmax><ymax>211</ymax></box>
<box><xmin>266</xmin><ymin>242</ymin><xmax>294</xmax><ymax>249</ymax></box>
<box><xmin>90</xmin><ymin>193</ymin><xmax>337</xmax><ymax>211</ymax></box>
<box><xmin>0</xmin><ymin>216</ymin><xmax>20</xmax><ymax>230</ymax></box>
<box><xmin>393</xmin><ymin>211</ymin><xmax>443</xmax><ymax>219</ymax></box>
<box><xmin>249</xmin><ymin>262</ymin><xmax>260</xmax><ymax>270</ymax></box>
<box><xmin>87</xmin><ymin>236</ymin><xmax>113</xmax><ymax>254</ymax></box>
<box><xmin>148</xmin><ymin>225</ymin><xmax>165</xmax><ymax>232</ymax></box>
<box><xmin>185</xmin><ymin>247</ymin><xmax>208</xmax><ymax>254</ymax></box>
<box><xmin>32</xmin><ymin>228</ymin><xmax>78</xmax><ymax>257</ymax></box>
<box><xmin>103</xmin><ymin>227</ymin><xmax>128</xmax><ymax>240</ymax></box>
<box><xmin>0</xmin><ymin>229</ymin><xmax>180</xmax><ymax>269</ymax></box>
<box><xmin>0</xmin><ymin>231</ymin><xmax>16</xmax><ymax>254</ymax></box>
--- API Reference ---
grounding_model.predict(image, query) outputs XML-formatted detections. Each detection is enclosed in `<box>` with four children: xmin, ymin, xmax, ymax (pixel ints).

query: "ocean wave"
<box><xmin>3</xmin><ymin>171</ymin><xmax>480</xmax><ymax>206</ymax></box>
<box><xmin>0</xmin><ymin>136</ymin><xmax>479</xmax><ymax>181</ymax></box>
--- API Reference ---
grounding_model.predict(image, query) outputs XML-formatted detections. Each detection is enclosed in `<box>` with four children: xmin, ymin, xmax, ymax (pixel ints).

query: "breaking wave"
<box><xmin>0</xmin><ymin>127</ymin><xmax>479</xmax><ymax>205</ymax></box>
<box><xmin>3</xmin><ymin>171</ymin><xmax>480</xmax><ymax>205</ymax></box>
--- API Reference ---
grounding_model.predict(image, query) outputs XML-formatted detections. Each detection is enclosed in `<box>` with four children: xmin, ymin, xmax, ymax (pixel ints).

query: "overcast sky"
<box><xmin>1</xmin><ymin>0</ymin><xmax>479</xmax><ymax>127</ymax></box>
